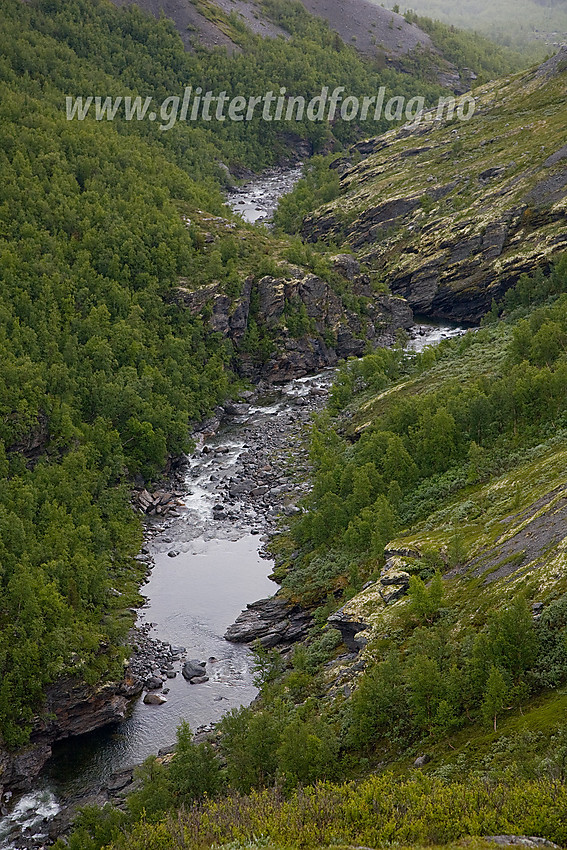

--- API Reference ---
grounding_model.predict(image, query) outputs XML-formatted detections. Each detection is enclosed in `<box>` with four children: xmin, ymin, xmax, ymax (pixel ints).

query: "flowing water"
<box><xmin>226</xmin><ymin>166</ymin><xmax>303</xmax><ymax>224</ymax></box>
<box><xmin>0</xmin><ymin>162</ymin><xmax>468</xmax><ymax>849</ymax></box>
<box><xmin>406</xmin><ymin>317</ymin><xmax>473</xmax><ymax>351</ymax></box>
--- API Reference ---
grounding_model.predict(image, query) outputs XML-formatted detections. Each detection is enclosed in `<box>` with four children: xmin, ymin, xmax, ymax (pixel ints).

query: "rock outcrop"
<box><xmin>302</xmin><ymin>51</ymin><xmax>567</xmax><ymax>322</ymax></box>
<box><xmin>326</xmin><ymin>547</ymin><xmax>423</xmax><ymax>652</ymax></box>
<box><xmin>225</xmin><ymin>595</ymin><xmax>312</xmax><ymax>647</ymax></box>
<box><xmin>327</xmin><ymin>606</ymin><xmax>370</xmax><ymax>653</ymax></box>
<box><xmin>175</xmin><ymin>259</ymin><xmax>413</xmax><ymax>382</ymax></box>
<box><xmin>0</xmin><ymin>676</ymin><xmax>142</xmax><ymax>796</ymax></box>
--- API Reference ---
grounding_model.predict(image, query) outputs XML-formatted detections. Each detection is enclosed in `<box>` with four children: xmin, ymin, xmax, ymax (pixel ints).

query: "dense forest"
<box><xmin>4</xmin><ymin>0</ymin><xmax>567</xmax><ymax>846</ymax></box>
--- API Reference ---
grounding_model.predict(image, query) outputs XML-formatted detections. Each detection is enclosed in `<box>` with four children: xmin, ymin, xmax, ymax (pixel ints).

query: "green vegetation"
<box><xmin>0</xmin><ymin>0</ymin><xmax>460</xmax><ymax>746</ymax></box>
<box><xmin>399</xmin><ymin>12</ymin><xmax>528</xmax><ymax>80</ymax></box>
<box><xmin>60</xmin><ymin>261</ymin><xmax>567</xmax><ymax>850</ymax></box>
<box><xmin>5</xmin><ymin>0</ymin><xmax>567</xmax><ymax>845</ymax></box>
<box><xmin>0</xmin><ymin>6</ymin><xmax>240</xmax><ymax>746</ymax></box>
<box><xmin>273</xmin><ymin>157</ymin><xmax>341</xmax><ymax>234</ymax></box>
<box><xmin>63</xmin><ymin>773</ymin><xmax>567</xmax><ymax>848</ymax></box>
<box><xmin>288</xmin><ymin>55</ymin><xmax>567</xmax><ymax>321</ymax></box>
<box><xmin>264</xmin><ymin>0</ymin><xmax>527</xmax><ymax>81</ymax></box>
<box><xmin>294</xmin><ymin>258</ymin><xmax>567</xmax><ymax>561</ymax></box>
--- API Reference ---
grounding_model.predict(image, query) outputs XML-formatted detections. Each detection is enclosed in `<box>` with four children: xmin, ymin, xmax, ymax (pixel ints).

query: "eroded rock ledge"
<box><xmin>0</xmin><ymin>676</ymin><xmax>142</xmax><ymax>797</ymax></box>
<box><xmin>301</xmin><ymin>50</ymin><xmax>567</xmax><ymax>322</ymax></box>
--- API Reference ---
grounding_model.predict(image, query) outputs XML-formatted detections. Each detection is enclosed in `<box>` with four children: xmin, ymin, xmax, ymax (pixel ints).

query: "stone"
<box><xmin>332</xmin><ymin>254</ymin><xmax>360</xmax><ymax>280</ymax></box>
<box><xmin>328</xmin><ymin>607</ymin><xmax>370</xmax><ymax>653</ymax></box>
<box><xmin>379</xmin><ymin>567</ymin><xmax>411</xmax><ymax>605</ymax></box>
<box><xmin>229</xmin><ymin>480</ymin><xmax>255</xmax><ymax>497</ymax></box>
<box><xmin>145</xmin><ymin>676</ymin><xmax>163</xmax><ymax>690</ymax></box>
<box><xmin>380</xmin><ymin>584</ymin><xmax>410</xmax><ymax>605</ymax></box>
<box><xmin>299</xmin><ymin>52</ymin><xmax>567</xmax><ymax>324</ymax></box>
<box><xmin>413</xmin><ymin>754</ymin><xmax>431</xmax><ymax>768</ymax></box>
<box><xmin>189</xmin><ymin>676</ymin><xmax>210</xmax><ymax>685</ymax></box>
<box><xmin>106</xmin><ymin>770</ymin><xmax>134</xmax><ymax>792</ymax></box>
<box><xmin>483</xmin><ymin>839</ymin><xmax>559</xmax><ymax>849</ymax></box>
<box><xmin>175</xmin><ymin>269</ymin><xmax>413</xmax><ymax>383</ymax></box>
<box><xmin>380</xmin><ymin>568</ymin><xmax>411</xmax><ymax>587</ymax></box>
<box><xmin>182</xmin><ymin>660</ymin><xmax>207</xmax><ymax>681</ymax></box>
<box><xmin>225</xmin><ymin>595</ymin><xmax>311</xmax><ymax>647</ymax></box>
<box><xmin>143</xmin><ymin>693</ymin><xmax>167</xmax><ymax>705</ymax></box>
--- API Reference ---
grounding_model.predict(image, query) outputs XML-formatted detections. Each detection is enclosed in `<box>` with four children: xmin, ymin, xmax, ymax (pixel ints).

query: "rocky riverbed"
<box><xmin>0</xmin><ymin>148</ymin><xmax>468</xmax><ymax>850</ymax></box>
<box><xmin>226</xmin><ymin>166</ymin><xmax>303</xmax><ymax>224</ymax></box>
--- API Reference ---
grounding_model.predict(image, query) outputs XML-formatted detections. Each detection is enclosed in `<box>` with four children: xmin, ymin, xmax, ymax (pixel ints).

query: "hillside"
<box><xmin>58</xmin><ymin>258</ymin><xmax>567</xmax><ymax>850</ymax></box>
<box><xmin>0</xmin><ymin>0</ymin><xmax>435</xmax><ymax>774</ymax></box>
<box><xmin>299</xmin><ymin>48</ymin><xmax>567</xmax><ymax>320</ymax></box>
<box><xmin>110</xmin><ymin>0</ymin><xmax>435</xmax><ymax>57</ymax></box>
<box><xmin>111</xmin><ymin>0</ymin><xmax>289</xmax><ymax>52</ymax></box>
<box><xmin>4</xmin><ymin>0</ymin><xmax>567</xmax><ymax>846</ymax></box>
<box><xmin>109</xmin><ymin>0</ymin><xmax>525</xmax><ymax>90</ymax></box>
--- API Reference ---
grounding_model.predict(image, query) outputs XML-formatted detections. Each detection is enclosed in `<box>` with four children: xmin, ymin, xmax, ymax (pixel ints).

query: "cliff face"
<box><xmin>0</xmin><ymin>676</ymin><xmax>141</xmax><ymax>796</ymax></box>
<box><xmin>175</xmin><ymin>257</ymin><xmax>413</xmax><ymax>382</ymax></box>
<box><xmin>302</xmin><ymin>49</ymin><xmax>567</xmax><ymax>322</ymax></box>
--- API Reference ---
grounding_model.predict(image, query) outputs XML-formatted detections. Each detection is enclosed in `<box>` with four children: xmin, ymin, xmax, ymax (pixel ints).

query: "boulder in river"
<box><xmin>144</xmin><ymin>693</ymin><xmax>167</xmax><ymax>705</ymax></box>
<box><xmin>182</xmin><ymin>660</ymin><xmax>207</xmax><ymax>681</ymax></box>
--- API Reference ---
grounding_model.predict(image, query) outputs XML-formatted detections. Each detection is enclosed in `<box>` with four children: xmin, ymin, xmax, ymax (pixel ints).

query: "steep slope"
<box><xmin>109</xmin><ymin>0</ymin><xmax>514</xmax><ymax>90</ymax></box>
<box><xmin>293</xmin><ymin>0</ymin><xmax>435</xmax><ymax>59</ymax></box>
<box><xmin>0</xmin><ymin>0</ymin><xmax>424</xmax><ymax>783</ymax></box>
<box><xmin>60</xmin><ymin>260</ymin><xmax>567</xmax><ymax>850</ymax></box>
<box><xmin>301</xmin><ymin>48</ymin><xmax>567</xmax><ymax>320</ymax></box>
<box><xmin>110</xmin><ymin>0</ymin><xmax>435</xmax><ymax>56</ymax></box>
<box><xmin>172</xmin><ymin>214</ymin><xmax>413</xmax><ymax>383</ymax></box>
<box><xmin>111</xmin><ymin>0</ymin><xmax>288</xmax><ymax>52</ymax></box>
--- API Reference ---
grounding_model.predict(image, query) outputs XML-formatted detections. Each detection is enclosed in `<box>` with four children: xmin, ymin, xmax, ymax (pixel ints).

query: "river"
<box><xmin>0</xmin><ymin>168</ymin><xmax>467</xmax><ymax>850</ymax></box>
<box><xmin>226</xmin><ymin>166</ymin><xmax>303</xmax><ymax>224</ymax></box>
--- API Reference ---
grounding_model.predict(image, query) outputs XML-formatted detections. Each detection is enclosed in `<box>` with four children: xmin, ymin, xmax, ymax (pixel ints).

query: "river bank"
<box><xmin>0</xmin><ymin>155</ymin><xmax>468</xmax><ymax>848</ymax></box>
<box><xmin>0</xmin><ymin>320</ymin><xmax>465</xmax><ymax>849</ymax></box>
<box><xmin>0</xmin><ymin>370</ymin><xmax>335</xmax><ymax>850</ymax></box>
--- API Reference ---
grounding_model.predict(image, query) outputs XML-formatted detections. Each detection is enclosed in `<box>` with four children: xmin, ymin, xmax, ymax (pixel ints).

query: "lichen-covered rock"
<box><xmin>301</xmin><ymin>51</ymin><xmax>567</xmax><ymax>322</ymax></box>
<box><xmin>379</xmin><ymin>568</ymin><xmax>411</xmax><ymax>605</ymax></box>
<box><xmin>327</xmin><ymin>606</ymin><xmax>371</xmax><ymax>653</ymax></box>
